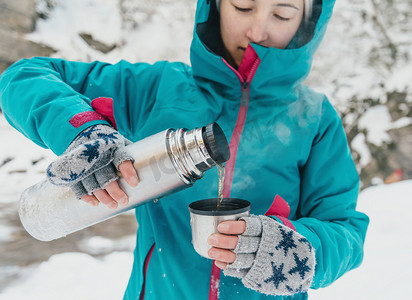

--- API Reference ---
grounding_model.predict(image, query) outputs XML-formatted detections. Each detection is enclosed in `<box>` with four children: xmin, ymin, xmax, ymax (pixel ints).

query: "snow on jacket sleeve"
<box><xmin>0</xmin><ymin>57</ymin><xmax>166</xmax><ymax>155</ymax></box>
<box><xmin>291</xmin><ymin>98</ymin><xmax>369</xmax><ymax>289</ymax></box>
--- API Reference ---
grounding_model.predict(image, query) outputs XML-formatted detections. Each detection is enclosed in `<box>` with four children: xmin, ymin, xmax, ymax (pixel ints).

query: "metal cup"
<box><xmin>189</xmin><ymin>198</ymin><xmax>251</xmax><ymax>259</ymax></box>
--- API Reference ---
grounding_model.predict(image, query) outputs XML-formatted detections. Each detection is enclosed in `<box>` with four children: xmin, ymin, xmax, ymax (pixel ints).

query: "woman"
<box><xmin>0</xmin><ymin>0</ymin><xmax>369</xmax><ymax>299</ymax></box>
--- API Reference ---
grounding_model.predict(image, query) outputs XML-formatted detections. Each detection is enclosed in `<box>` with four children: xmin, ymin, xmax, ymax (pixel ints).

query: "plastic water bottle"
<box><xmin>19</xmin><ymin>123</ymin><xmax>230</xmax><ymax>241</ymax></box>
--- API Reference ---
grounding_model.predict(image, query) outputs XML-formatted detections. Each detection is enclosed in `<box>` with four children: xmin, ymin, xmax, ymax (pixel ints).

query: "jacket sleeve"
<box><xmin>0</xmin><ymin>57</ymin><xmax>166</xmax><ymax>155</ymax></box>
<box><xmin>291</xmin><ymin>99</ymin><xmax>369</xmax><ymax>289</ymax></box>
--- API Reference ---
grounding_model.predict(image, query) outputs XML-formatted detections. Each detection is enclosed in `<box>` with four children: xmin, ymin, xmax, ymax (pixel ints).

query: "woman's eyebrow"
<box><xmin>244</xmin><ymin>0</ymin><xmax>299</xmax><ymax>10</ymax></box>
<box><xmin>275</xmin><ymin>3</ymin><xmax>299</xmax><ymax>10</ymax></box>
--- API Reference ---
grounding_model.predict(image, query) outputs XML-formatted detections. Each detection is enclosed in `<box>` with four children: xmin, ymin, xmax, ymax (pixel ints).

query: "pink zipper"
<box><xmin>209</xmin><ymin>46</ymin><xmax>261</xmax><ymax>300</ymax></box>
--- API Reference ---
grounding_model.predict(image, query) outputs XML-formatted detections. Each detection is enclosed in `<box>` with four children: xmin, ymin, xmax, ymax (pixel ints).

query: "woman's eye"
<box><xmin>235</xmin><ymin>6</ymin><xmax>252</xmax><ymax>12</ymax></box>
<box><xmin>274</xmin><ymin>14</ymin><xmax>291</xmax><ymax>21</ymax></box>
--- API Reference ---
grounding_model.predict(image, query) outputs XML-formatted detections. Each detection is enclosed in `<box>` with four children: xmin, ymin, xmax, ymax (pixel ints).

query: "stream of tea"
<box><xmin>216</xmin><ymin>163</ymin><xmax>225</xmax><ymax>209</ymax></box>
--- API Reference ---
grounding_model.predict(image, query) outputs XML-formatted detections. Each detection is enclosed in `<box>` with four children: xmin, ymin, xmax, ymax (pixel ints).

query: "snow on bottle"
<box><xmin>19</xmin><ymin>123</ymin><xmax>230</xmax><ymax>241</ymax></box>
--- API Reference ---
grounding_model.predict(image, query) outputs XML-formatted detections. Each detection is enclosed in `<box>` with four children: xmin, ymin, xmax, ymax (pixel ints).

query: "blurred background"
<box><xmin>0</xmin><ymin>0</ymin><xmax>411</xmax><ymax>299</ymax></box>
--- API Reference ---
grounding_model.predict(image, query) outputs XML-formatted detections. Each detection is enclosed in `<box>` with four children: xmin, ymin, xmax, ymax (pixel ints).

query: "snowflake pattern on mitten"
<box><xmin>47</xmin><ymin>125</ymin><xmax>133</xmax><ymax>198</ymax></box>
<box><xmin>224</xmin><ymin>215</ymin><xmax>316</xmax><ymax>296</ymax></box>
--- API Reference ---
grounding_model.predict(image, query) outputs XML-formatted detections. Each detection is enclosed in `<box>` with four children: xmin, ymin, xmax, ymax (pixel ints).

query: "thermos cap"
<box><xmin>203</xmin><ymin>123</ymin><xmax>230</xmax><ymax>165</ymax></box>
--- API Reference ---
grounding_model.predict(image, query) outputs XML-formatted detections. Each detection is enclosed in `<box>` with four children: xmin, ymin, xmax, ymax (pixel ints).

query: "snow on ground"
<box><xmin>310</xmin><ymin>180</ymin><xmax>412</xmax><ymax>300</ymax></box>
<box><xmin>0</xmin><ymin>252</ymin><xmax>133</xmax><ymax>300</ymax></box>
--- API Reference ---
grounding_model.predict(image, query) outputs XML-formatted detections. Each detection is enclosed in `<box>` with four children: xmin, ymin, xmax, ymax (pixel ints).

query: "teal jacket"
<box><xmin>0</xmin><ymin>0</ymin><xmax>369</xmax><ymax>299</ymax></box>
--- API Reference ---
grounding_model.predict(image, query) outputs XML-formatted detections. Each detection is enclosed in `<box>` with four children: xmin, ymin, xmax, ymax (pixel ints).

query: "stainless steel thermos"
<box><xmin>19</xmin><ymin>123</ymin><xmax>230</xmax><ymax>241</ymax></box>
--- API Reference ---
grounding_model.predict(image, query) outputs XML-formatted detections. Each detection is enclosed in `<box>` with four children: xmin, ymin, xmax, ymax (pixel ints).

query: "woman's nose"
<box><xmin>246</xmin><ymin>20</ymin><xmax>269</xmax><ymax>44</ymax></box>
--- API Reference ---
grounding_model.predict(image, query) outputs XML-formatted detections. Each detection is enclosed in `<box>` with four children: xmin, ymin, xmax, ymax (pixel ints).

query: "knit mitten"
<box><xmin>47</xmin><ymin>125</ymin><xmax>134</xmax><ymax>198</ymax></box>
<box><xmin>224</xmin><ymin>215</ymin><xmax>315</xmax><ymax>296</ymax></box>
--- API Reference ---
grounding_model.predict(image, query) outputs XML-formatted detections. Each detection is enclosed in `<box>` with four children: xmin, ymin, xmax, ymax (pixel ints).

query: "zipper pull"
<box><xmin>240</xmin><ymin>81</ymin><xmax>249</xmax><ymax>107</ymax></box>
<box><xmin>241</xmin><ymin>81</ymin><xmax>249</xmax><ymax>90</ymax></box>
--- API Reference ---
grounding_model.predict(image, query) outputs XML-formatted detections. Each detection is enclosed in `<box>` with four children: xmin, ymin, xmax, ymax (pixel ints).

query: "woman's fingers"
<box><xmin>81</xmin><ymin>181</ymin><xmax>129</xmax><ymax>208</ymax></box>
<box><xmin>207</xmin><ymin>233</ymin><xmax>238</xmax><ymax>269</ymax></box>
<box><xmin>207</xmin><ymin>220</ymin><xmax>248</xmax><ymax>269</ymax></box>
<box><xmin>81</xmin><ymin>161</ymin><xmax>137</xmax><ymax>208</ymax></box>
<box><xmin>105</xmin><ymin>180</ymin><xmax>128</xmax><ymax>205</ymax></box>
<box><xmin>214</xmin><ymin>261</ymin><xmax>228</xmax><ymax>270</ymax></box>
<box><xmin>81</xmin><ymin>194</ymin><xmax>99</xmax><ymax>206</ymax></box>
<box><xmin>208</xmin><ymin>234</ymin><xmax>239</xmax><ymax>250</ymax></box>
<box><xmin>208</xmin><ymin>247</ymin><xmax>236</xmax><ymax>264</ymax></box>
<box><xmin>119</xmin><ymin>160</ymin><xmax>139</xmax><ymax>187</ymax></box>
<box><xmin>217</xmin><ymin>220</ymin><xmax>246</xmax><ymax>235</ymax></box>
<box><xmin>93</xmin><ymin>189</ymin><xmax>118</xmax><ymax>209</ymax></box>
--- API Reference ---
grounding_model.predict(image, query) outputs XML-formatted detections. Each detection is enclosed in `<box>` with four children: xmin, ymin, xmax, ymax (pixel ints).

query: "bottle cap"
<box><xmin>202</xmin><ymin>123</ymin><xmax>230</xmax><ymax>165</ymax></box>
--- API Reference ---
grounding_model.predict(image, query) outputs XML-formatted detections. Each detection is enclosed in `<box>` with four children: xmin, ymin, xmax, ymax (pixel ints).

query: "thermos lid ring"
<box><xmin>202</xmin><ymin>123</ymin><xmax>230</xmax><ymax>165</ymax></box>
<box><xmin>189</xmin><ymin>198</ymin><xmax>250</xmax><ymax>216</ymax></box>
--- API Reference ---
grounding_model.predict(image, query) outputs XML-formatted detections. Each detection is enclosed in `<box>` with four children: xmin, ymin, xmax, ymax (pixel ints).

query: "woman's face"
<box><xmin>220</xmin><ymin>0</ymin><xmax>305</xmax><ymax>67</ymax></box>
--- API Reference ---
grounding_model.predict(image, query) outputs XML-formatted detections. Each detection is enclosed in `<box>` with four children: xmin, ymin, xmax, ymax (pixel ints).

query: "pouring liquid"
<box><xmin>216</xmin><ymin>163</ymin><xmax>225</xmax><ymax>209</ymax></box>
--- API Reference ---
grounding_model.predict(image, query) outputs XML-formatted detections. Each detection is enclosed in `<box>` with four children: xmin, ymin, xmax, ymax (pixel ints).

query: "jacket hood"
<box><xmin>190</xmin><ymin>0</ymin><xmax>334</xmax><ymax>101</ymax></box>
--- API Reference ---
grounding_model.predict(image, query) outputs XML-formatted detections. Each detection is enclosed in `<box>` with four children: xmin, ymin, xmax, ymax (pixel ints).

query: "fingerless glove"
<box><xmin>224</xmin><ymin>215</ymin><xmax>315</xmax><ymax>296</ymax></box>
<box><xmin>47</xmin><ymin>125</ymin><xmax>133</xmax><ymax>198</ymax></box>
